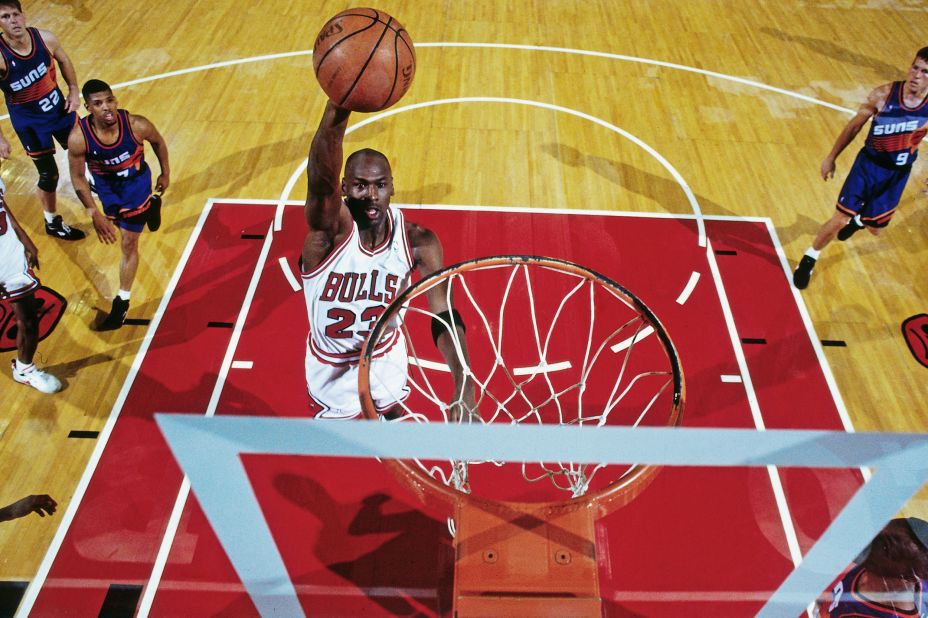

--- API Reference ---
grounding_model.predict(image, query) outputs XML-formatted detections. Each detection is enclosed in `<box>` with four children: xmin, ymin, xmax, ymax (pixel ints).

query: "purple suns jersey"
<box><xmin>78</xmin><ymin>109</ymin><xmax>146</xmax><ymax>181</ymax></box>
<box><xmin>820</xmin><ymin>566</ymin><xmax>928</xmax><ymax>618</ymax></box>
<box><xmin>864</xmin><ymin>81</ymin><xmax>928</xmax><ymax>168</ymax></box>
<box><xmin>0</xmin><ymin>28</ymin><xmax>65</xmax><ymax>116</ymax></box>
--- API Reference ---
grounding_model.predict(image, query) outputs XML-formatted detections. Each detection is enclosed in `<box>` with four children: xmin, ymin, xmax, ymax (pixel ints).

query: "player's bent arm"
<box><xmin>67</xmin><ymin>129</ymin><xmax>116</xmax><ymax>243</ymax></box>
<box><xmin>40</xmin><ymin>30</ymin><xmax>79</xmax><ymax>112</ymax></box>
<box><xmin>66</xmin><ymin>129</ymin><xmax>96</xmax><ymax>213</ymax></box>
<box><xmin>131</xmin><ymin>114</ymin><xmax>170</xmax><ymax>191</ymax></box>
<box><xmin>305</xmin><ymin>101</ymin><xmax>351</xmax><ymax>232</ymax></box>
<box><xmin>412</xmin><ymin>226</ymin><xmax>477</xmax><ymax>418</ymax></box>
<box><xmin>823</xmin><ymin>85</ymin><xmax>887</xmax><ymax>172</ymax></box>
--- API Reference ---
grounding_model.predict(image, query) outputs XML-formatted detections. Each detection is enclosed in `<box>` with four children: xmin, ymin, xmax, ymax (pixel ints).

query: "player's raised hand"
<box><xmin>821</xmin><ymin>157</ymin><xmax>836</xmax><ymax>181</ymax></box>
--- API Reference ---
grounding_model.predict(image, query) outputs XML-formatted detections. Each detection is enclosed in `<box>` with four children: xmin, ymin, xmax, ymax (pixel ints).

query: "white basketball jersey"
<box><xmin>0</xmin><ymin>178</ymin><xmax>40</xmax><ymax>300</ymax></box>
<box><xmin>302</xmin><ymin>206</ymin><xmax>415</xmax><ymax>366</ymax></box>
<box><xmin>0</xmin><ymin>178</ymin><xmax>25</xmax><ymax>258</ymax></box>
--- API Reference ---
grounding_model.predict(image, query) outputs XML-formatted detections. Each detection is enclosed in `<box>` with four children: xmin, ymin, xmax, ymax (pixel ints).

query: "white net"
<box><xmin>361</xmin><ymin>256</ymin><xmax>683</xmax><ymax>504</ymax></box>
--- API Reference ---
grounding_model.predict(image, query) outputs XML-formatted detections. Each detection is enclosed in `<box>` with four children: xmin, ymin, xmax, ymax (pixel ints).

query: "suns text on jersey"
<box><xmin>873</xmin><ymin>120</ymin><xmax>921</xmax><ymax>135</ymax></box>
<box><xmin>9</xmin><ymin>61</ymin><xmax>48</xmax><ymax>91</ymax></box>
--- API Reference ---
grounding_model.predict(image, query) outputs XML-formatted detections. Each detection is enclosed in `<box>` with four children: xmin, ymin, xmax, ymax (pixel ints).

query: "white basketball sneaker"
<box><xmin>12</xmin><ymin>361</ymin><xmax>62</xmax><ymax>394</ymax></box>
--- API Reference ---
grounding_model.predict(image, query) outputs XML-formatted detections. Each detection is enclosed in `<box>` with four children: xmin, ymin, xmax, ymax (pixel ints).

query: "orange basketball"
<box><xmin>312</xmin><ymin>8</ymin><xmax>416</xmax><ymax>113</ymax></box>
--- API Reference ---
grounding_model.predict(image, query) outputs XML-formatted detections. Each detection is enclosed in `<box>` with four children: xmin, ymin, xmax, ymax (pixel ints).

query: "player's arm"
<box><xmin>67</xmin><ymin>126</ymin><xmax>116</xmax><ymax>244</ymax></box>
<box><xmin>0</xmin><ymin>495</ymin><xmax>57</xmax><ymax>521</ymax></box>
<box><xmin>3</xmin><ymin>195</ymin><xmax>38</xmax><ymax>268</ymax></box>
<box><xmin>411</xmin><ymin>225</ymin><xmax>478</xmax><ymax>422</ymax></box>
<box><xmin>821</xmin><ymin>84</ymin><xmax>887</xmax><ymax>180</ymax></box>
<box><xmin>130</xmin><ymin>114</ymin><xmax>170</xmax><ymax>192</ymax></box>
<box><xmin>305</xmin><ymin>100</ymin><xmax>351</xmax><ymax>231</ymax></box>
<box><xmin>39</xmin><ymin>29</ymin><xmax>79</xmax><ymax>113</ymax></box>
<box><xmin>302</xmin><ymin>101</ymin><xmax>353</xmax><ymax>269</ymax></box>
<box><xmin>0</xmin><ymin>53</ymin><xmax>10</xmax><ymax>157</ymax></box>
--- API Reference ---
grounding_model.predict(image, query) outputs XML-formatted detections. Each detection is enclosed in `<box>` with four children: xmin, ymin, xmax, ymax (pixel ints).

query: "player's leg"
<box><xmin>793</xmin><ymin>211</ymin><xmax>850</xmax><ymax>289</ymax></box>
<box><xmin>857</xmin><ymin>170</ymin><xmax>907</xmax><ymax>239</ymax></box>
<box><xmin>305</xmin><ymin>354</ymin><xmax>363</xmax><ymax>419</ymax></box>
<box><xmin>98</xmin><ymin>226</ymin><xmax>140</xmax><ymax>331</ymax></box>
<box><xmin>370</xmin><ymin>337</ymin><xmax>411</xmax><ymax>418</ymax></box>
<box><xmin>13</xmin><ymin>117</ymin><xmax>84</xmax><ymax>239</ymax></box>
<box><xmin>793</xmin><ymin>153</ymin><xmax>869</xmax><ymax>289</ymax></box>
<box><xmin>10</xmin><ymin>292</ymin><xmax>61</xmax><ymax>393</ymax></box>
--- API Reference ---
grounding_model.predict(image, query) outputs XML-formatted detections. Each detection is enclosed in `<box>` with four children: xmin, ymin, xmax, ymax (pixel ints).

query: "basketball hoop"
<box><xmin>358</xmin><ymin>255</ymin><xmax>685</xmax><ymax>613</ymax></box>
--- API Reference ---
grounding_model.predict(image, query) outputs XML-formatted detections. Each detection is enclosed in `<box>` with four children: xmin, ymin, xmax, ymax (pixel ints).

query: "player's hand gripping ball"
<box><xmin>313</xmin><ymin>8</ymin><xmax>416</xmax><ymax>112</ymax></box>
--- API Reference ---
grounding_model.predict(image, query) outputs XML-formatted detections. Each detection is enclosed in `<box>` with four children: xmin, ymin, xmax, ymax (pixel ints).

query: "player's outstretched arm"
<box><xmin>131</xmin><ymin>114</ymin><xmax>170</xmax><ymax>192</ymax></box>
<box><xmin>305</xmin><ymin>101</ymin><xmax>351</xmax><ymax>231</ymax></box>
<box><xmin>412</xmin><ymin>226</ymin><xmax>478</xmax><ymax>422</ymax></box>
<box><xmin>40</xmin><ymin>29</ymin><xmax>79</xmax><ymax>113</ymax></box>
<box><xmin>821</xmin><ymin>84</ymin><xmax>887</xmax><ymax>180</ymax></box>
<box><xmin>67</xmin><ymin>127</ymin><xmax>116</xmax><ymax>244</ymax></box>
<box><xmin>0</xmin><ymin>494</ymin><xmax>57</xmax><ymax>522</ymax></box>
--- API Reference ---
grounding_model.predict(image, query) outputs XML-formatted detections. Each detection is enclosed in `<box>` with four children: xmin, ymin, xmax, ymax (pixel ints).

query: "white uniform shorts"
<box><xmin>306</xmin><ymin>336</ymin><xmax>410</xmax><ymax>420</ymax></box>
<box><xmin>0</xmin><ymin>234</ymin><xmax>38</xmax><ymax>301</ymax></box>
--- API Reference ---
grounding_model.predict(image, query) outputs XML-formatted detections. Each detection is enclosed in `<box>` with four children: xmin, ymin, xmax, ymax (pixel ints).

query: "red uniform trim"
<box><xmin>301</xmin><ymin>224</ymin><xmax>356</xmax><ymax>278</ymax></box>
<box><xmin>1</xmin><ymin>277</ymin><xmax>39</xmax><ymax>300</ymax></box>
<box><xmin>898</xmin><ymin>81</ymin><xmax>928</xmax><ymax>113</ymax></box>
<box><xmin>307</xmin><ymin>326</ymin><xmax>399</xmax><ymax>366</ymax></box>
<box><xmin>358</xmin><ymin>208</ymin><xmax>393</xmax><ymax>257</ymax></box>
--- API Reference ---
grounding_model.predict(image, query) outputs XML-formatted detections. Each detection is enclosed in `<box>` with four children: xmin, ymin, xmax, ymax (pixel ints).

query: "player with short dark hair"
<box><xmin>302</xmin><ymin>100</ymin><xmax>475</xmax><ymax>421</ymax></box>
<box><xmin>67</xmin><ymin>79</ymin><xmax>169</xmax><ymax>330</ymax></box>
<box><xmin>819</xmin><ymin>518</ymin><xmax>928</xmax><ymax>617</ymax></box>
<box><xmin>793</xmin><ymin>48</ymin><xmax>928</xmax><ymax>289</ymax></box>
<box><xmin>0</xmin><ymin>177</ymin><xmax>60</xmax><ymax>393</ymax></box>
<box><xmin>0</xmin><ymin>0</ymin><xmax>84</xmax><ymax>240</ymax></box>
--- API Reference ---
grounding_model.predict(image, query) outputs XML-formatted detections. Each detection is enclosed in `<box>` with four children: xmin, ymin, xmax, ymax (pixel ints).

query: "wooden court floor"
<box><xmin>1</xmin><ymin>0</ymin><xmax>927</xmax><ymax>606</ymax></box>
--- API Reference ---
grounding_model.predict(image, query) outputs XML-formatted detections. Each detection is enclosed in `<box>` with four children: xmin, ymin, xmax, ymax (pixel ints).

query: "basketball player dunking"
<box><xmin>301</xmin><ymin>100</ymin><xmax>476</xmax><ymax>421</ymax></box>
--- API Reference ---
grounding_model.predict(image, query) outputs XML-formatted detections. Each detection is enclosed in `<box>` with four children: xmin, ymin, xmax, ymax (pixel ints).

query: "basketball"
<box><xmin>312</xmin><ymin>8</ymin><xmax>416</xmax><ymax>113</ymax></box>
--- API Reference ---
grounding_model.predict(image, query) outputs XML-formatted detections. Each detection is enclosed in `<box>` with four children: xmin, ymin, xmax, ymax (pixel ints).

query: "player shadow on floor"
<box><xmin>759</xmin><ymin>28</ymin><xmax>900</xmax><ymax>77</ymax></box>
<box><xmin>541</xmin><ymin>143</ymin><xmax>786</xmax><ymax>267</ymax></box>
<box><xmin>159</xmin><ymin>130</ymin><xmax>314</xmax><ymax>234</ymax></box>
<box><xmin>274</xmin><ymin>472</ymin><xmax>454</xmax><ymax>616</ymax></box>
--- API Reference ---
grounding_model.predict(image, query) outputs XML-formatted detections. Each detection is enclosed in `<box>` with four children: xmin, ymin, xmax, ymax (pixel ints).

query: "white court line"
<box><xmin>721</xmin><ymin>374</ymin><xmax>743</xmax><ymax>383</ymax></box>
<box><xmin>278</xmin><ymin>256</ymin><xmax>301</xmax><ymax>292</ymax></box>
<box><xmin>762</xmin><ymin>220</ymin><xmax>869</xmax><ymax>481</ymax></box>
<box><xmin>14</xmin><ymin>39</ymin><xmax>857</xmax><ymax>612</ymax></box>
<box><xmin>704</xmin><ymin>239</ymin><xmax>804</xmax><ymax>572</ymax></box>
<box><xmin>229</xmin><ymin>197</ymin><xmax>773</xmax><ymax>223</ymax></box>
<box><xmin>512</xmin><ymin>360</ymin><xmax>572</xmax><ymax>376</ymax></box>
<box><xmin>306</xmin><ymin>96</ymin><xmax>708</xmax><ymax>247</ymax></box>
<box><xmin>611</xmin><ymin>325</ymin><xmax>655</xmax><ymax>353</ymax></box>
<box><xmin>231</xmin><ymin>360</ymin><xmax>254</xmax><ymax>370</ymax></box>
<box><xmin>676</xmin><ymin>271</ymin><xmax>701</xmax><ymax>305</ymax></box>
<box><xmin>138</xmin><ymin>223</ymin><xmax>277</xmax><ymax>616</ymax></box>
<box><xmin>409</xmin><ymin>356</ymin><xmax>450</xmax><ymax>372</ymax></box>
<box><xmin>0</xmin><ymin>43</ymin><xmax>854</xmax><ymax>124</ymax></box>
<box><xmin>14</xmin><ymin>203</ymin><xmax>215</xmax><ymax>618</ymax></box>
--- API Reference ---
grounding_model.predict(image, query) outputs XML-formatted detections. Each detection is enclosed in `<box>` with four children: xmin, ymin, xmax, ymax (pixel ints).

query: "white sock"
<box><xmin>43</xmin><ymin>211</ymin><xmax>56</xmax><ymax>223</ymax></box>
<box><xmin>117</xmin><ymin>289</ymin><xmax>131</xmax><ymax>300</ymax></box>
<box><xmin>852</xmin><ymin>215</ymin><xmax>863</xmax><ymax>226</ymax></box>
<box><xmin>804</xmin><ymin>248</ymin><xmax>820</xmax><ymax>260</ymax></box>
<box><xmin>15</xmin><ymin>359</ymin><xmax>34</xmax><ymax>373</ymax></box>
